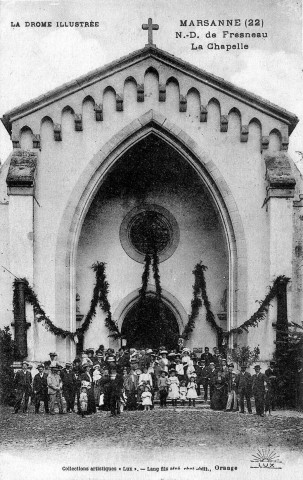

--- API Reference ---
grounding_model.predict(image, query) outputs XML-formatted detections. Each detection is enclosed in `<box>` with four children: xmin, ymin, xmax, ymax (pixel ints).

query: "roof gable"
<box><xmin>2</xmin><ymin>44</ymin><xmax>298</xmax><ymax>135</ymax></box>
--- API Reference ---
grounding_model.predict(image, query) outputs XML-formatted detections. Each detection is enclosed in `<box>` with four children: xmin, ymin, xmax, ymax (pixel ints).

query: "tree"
<box><xmin>0</xmin><ymin>326</ymin><xmax>16</xmax><ymax>405</ymax></box>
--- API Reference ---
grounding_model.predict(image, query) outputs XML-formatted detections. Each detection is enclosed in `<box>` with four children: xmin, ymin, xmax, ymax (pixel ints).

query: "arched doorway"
<box><xmin>121</xmin><ymin>295</ymin><xmax>179</xmax><ymax>349</ymax></box>
<box><xmin>55</xmin><ymin>112</ymin><xmax>247</xmax><ymax>358</ymax></box>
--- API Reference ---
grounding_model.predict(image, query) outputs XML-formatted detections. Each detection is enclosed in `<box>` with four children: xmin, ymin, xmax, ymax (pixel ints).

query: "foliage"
<box><xmin>227</xmin><ymin>345</ymin><xmax>260</xmax><ymax>367</ymax></box>
<box><xmin>274</xmin><ymin>321</ymin><xmax>303</xmax><ymax>409</ymax></box>
<box><xmin>182</xmin><ymin>262</ymin><xmax>222</xmax><ymax>340</ymax></box>
<box><xmin>127</xmin><ymin>252</ymin><xmax>179</xmax><ymax>348</ymax></box>
<box><xmin>0</xmin><ymin>326</ymin><xmax>16</xmax><ymax>405</ymax></box>
<box><xmin>224</xmin><ymin>276</ymin><xmax>290</xmax><ymax>337</ymax></box>
<box><xmin>13</xmin><ymin>262</ymin><xmax>120</xmax><ymax>342</ymax></box>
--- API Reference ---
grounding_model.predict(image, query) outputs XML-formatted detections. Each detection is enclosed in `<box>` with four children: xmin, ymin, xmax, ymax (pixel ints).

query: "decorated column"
<box><xmin>265</xmin><ymin>151</ymin><xmax>296</xmax><ymax>359</ymax></box>
<box><xmin>6</xmin><ymin>150</ymin><xmax>37</xmax><ymax>359</ymax></box>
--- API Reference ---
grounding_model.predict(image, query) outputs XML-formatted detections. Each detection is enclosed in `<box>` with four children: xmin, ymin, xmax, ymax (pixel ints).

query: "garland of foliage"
<box><xmin>182</xmin><ymin>262</ymin><xmax>222</xmax><ymax>340</ymax></box>
<box><xmin>181</xmin><ymin>263</ymin><xmax>290</xmax><ymax>341</ymax></box>
<box><xmin>224</xmin><ymin>275</ymin><xmax>290</xmax><ymax>337</ymax></box>
<box><xmin>12</xmin><ymin>262</ymin><xmax>120</xmax><ymax>342</ymax></box>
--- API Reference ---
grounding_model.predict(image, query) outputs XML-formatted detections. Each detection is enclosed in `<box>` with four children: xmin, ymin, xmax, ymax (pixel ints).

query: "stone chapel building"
<box><xmin>0</xmin><ymin>27</ymin><xmax>302</xmax><ymax>365</ymax></box>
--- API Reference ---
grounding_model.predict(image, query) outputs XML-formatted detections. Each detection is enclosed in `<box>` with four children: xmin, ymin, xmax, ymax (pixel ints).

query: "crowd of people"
<box><xmin>12</xmin><ymin>345</ymin><xmax>277</xmax><ymax>418</ymax></box>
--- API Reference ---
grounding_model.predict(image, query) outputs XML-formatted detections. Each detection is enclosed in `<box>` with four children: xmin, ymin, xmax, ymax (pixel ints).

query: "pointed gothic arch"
<box><xmin>55</xmin><ymin>110</ymin><xmax>247</xmax><ymax>356</ymax></box>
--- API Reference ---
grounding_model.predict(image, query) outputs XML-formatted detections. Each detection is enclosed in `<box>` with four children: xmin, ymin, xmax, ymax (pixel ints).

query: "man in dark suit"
<box><xmin>265</xmin><ymin>361</ymin><xmax>278</xmax><ymax>411</ymax></box>
<box><xmin>200</xmin><ymin>347</ymin><xmax>214</xmax><ymax>366</ymax></box>
<box><xmin>252</xmin><ymin>365</ymin><xmax>268</xmax><ymax>416</ymax></box>
<box><xmin>13</xmin><ymin>361</ymin><xmax>32</xmax><ymax>413</ymax></box>
<box><xmin>208</xmin><ymin>362</ymin><xmax>217</xmax><ymax>401</ymax></box>
<box><xmin>33</xmin><ymin>364</ymin><xmax>49</xmax><ymax>414</ymax></box>
<box><xmin>200</xmin><ymin>360</ymin><xmax>211</xmax><ymax>401</ymax></box>
<box><xmin>236</xmin><ymin>364</ymin><xmax>252</xmax><ymax>414</ymax></box>
<box><xmin>61</xmin><ymin>362</ymin><xmax>77</xmax><ymax>413</ymax></box>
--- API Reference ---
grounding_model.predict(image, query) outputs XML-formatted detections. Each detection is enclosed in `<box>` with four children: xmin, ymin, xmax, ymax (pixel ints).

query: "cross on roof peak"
<box><xmin>142</xmin><ymin>18</ymin><xmax>159</xmax><ymax>46</ymax></box>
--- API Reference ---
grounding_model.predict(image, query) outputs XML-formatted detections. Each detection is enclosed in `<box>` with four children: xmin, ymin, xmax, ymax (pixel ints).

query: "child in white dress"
<box><xmin>186</xmin><ymin>375</ymin><xmax>198</xmax><ymax>407</ymax></box>
<box><xmin>167</xmin><ymin>369</ymin><xmax>180</xmax><ymax>407</ymax></box>
<box><xmin>79</xmin><ymin>386</ymin><xmax>88</xmax><ymax>418</ymax></box>
<box><xmin>141</xmin><ymin>385</ymin><xmax>152</xmax><ymax>411</ymax></box>
<box><xmin>179</xmin><ymin>380</ymin><xmax>187</xmax><ymax>406</ymax></box>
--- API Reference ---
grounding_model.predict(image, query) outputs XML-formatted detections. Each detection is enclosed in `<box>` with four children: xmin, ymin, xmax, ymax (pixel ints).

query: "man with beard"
<box><xmin>33</xmin><ymin>364</ymin><xmax>49</xmax><ymax>414</ymax></box>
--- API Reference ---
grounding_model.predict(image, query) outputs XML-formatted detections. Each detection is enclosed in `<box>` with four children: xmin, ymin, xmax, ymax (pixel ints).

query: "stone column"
<box><xmin>264</xmin><ymin>152</ymin><xmax>295</xmax><ymax>359</ymax></box>
<box><xmin>6</xmin><ymin>150</ymin><xmax>37</xmax><ymax>359</ymax></box>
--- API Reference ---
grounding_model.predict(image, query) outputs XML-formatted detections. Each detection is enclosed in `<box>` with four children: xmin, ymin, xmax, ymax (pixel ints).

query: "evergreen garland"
<box><xmin>181</xmin><ymin>263</ymin><xmax>290</xmax><ymax>341</ymax></box>
<box><xmin>12</xmin><ymin>262</ymin><xmax>120</xmax><ymax>342</ymax></box>
<box><xmin>182</xmin><ymin>262</ymin><xmax>222</xmax><ymax>340</ymax></box>
<box><xmin>224</xmin><ymin>275</ymin><xmax>290</xmax><ymax>338</ymax></box>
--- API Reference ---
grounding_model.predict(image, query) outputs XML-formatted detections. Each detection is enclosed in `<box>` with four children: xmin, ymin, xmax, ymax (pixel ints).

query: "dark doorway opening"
<box><xmin>121</xmin><ymin>296</ymin><xmax>180</xmax><ymax>350</ymax></box>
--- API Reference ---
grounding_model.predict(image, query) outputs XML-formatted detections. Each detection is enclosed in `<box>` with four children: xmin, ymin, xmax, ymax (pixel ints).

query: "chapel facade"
<box><xmin>0</xmin><ymin>31</ymin><xmax>302</xmax><ymax>366</ymax></box>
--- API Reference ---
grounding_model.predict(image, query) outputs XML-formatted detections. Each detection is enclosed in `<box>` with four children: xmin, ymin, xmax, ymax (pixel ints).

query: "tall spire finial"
<box><xmin>142</xmin><ymin>18</ymin><xmax>159</xmax><ymax>46</ymax></box>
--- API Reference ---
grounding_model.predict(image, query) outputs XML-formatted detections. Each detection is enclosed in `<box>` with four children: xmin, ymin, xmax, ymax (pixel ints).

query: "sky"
<box><xmin>0</xmin><ymin>0</ymin><xmax>302</xmax><ymax>167</ymax></box>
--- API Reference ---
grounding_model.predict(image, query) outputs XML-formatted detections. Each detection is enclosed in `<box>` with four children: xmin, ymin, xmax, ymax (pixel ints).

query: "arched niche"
<box><xmin>144</xmin><ymin>67</ymin><xmax>159</xmax><ymax>102</ymax></box>
<box><xmin>124</xmin><ymin>77</ymin><xmax>137</xmax><ymax>110</ymax></box>
<box><xmin>20</xmin><ymin>126</ymin><xmax>33</xmax><ymax>150</ymax></box>
<box><xmin>103</xmin><ymin>86</ymin><xmax>116</xmax><ymax>118</ymax></box>
<box><xmin>186</xmin><ymin>88</ymin><xmax>201</xmax><ymax>121</ymax></box>
<box><xmin>166</xmin><ymin>77</ymin><xmax>180</xmax><ymax>114</ymax></box>
<box><xmin>207</xmin><ymin>98</ymin><xmax>221</xmax><ymax>131</ymax></box>
<box><xmin>228</xmin><ymin>108</ymin><xmax>241</xmax><ymax>141</ymax></box>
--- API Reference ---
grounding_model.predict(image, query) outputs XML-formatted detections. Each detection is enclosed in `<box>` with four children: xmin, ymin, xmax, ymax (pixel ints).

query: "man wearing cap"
<box><xmin>252</xmin><ymin>365</ymin><xmax>268</xmax><ymax>416</ymax></box>
<box><xmin>61</xmin><ymin>363</ymin><xmax>77</xmax><ymax>413</ymax></box>
<box><xmin>33</xmin><ymin>364</ymin><xmax>49</xmax><ymax>414</ymax></box>
<box><xmin>47</xmin><ymin>366</ymin><xmax>64</xmax><ymax>414</ymax></box>
<box><xmin>13</xmin><ymin>361</ymin><xmax>32</xmax><ymax>414</ymax></box>
<box><xmin>236</xmin><ymin>364</ymin><xmax>252</xmax><ymax>414</ymax></box>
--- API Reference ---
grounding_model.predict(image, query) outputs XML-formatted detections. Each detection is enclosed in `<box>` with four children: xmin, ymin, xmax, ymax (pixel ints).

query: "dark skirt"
<box><xmin>210</xmin><ymin>386</ymin><xmax>227</xmax><ymax>410</ymax></box>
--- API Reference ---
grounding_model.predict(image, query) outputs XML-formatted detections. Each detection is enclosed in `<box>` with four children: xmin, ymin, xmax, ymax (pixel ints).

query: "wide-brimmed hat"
<box><xmin>65</xmin><ymin>362</ymin><xmax>72</xmax><ymax>368</ymax></box>
<box><xmin>146</xmin><ymin>349</ymin><xmax>153</xmax><ymax>354</ymax></box>
<box><xmin>86</xmin><ymin>348</ymin><xmax>94</xmax><ymax>353</ymax></box>
<box><xmin>254</xmin><ymin>365</ymin><xmax>261</xmax><ymax>370</ymax></box>
<box><xmin>169</xmin><ymin>368</ymin><xmax>176</xmax><ymax>373</ymax></box>
<box><xmin>189</xmin><ymin>373</ymin><xmax>197</xmax><ymax>379</ymax></box>
<box><xmin>160</xmin><ymin>370</ymin><xmax>168</xmax><ymax>375</ymax></box>
<box><xmin>107</xmin><ymin>356</ymin><xmax>115</xmax><ymax>362</ymax></box>
<box><xmin>160</xmin><ymin>350</ymin><xmax>168</xmax><ymax>355</ymax></box>
<box><xmin>22</xmin><ymin>361</ymin><xmax>29</xmax><ymax>366</ymax></box>
<box><xmin>228</xmin><ymin>363</ymin><xmax>234</xmax><ymax>368</ymax></box>
<box><xmin>49</xmin><ymin>352</ymin><xmax>57</xmax><ymax>357</ymax></box>
<box><xmin>82</xmin><ymin>362</ymin><xmax>92</xmax><ymax>368</ymax></box>
<box><xmin>37</xmin><ymin>364</ymin><xmax>44</xmax><ymax>369</ymax></box>
<box><xmin>93</xmin><ymin>364</ymin><xmax>101</xmax><ymax>370</ymax></box>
